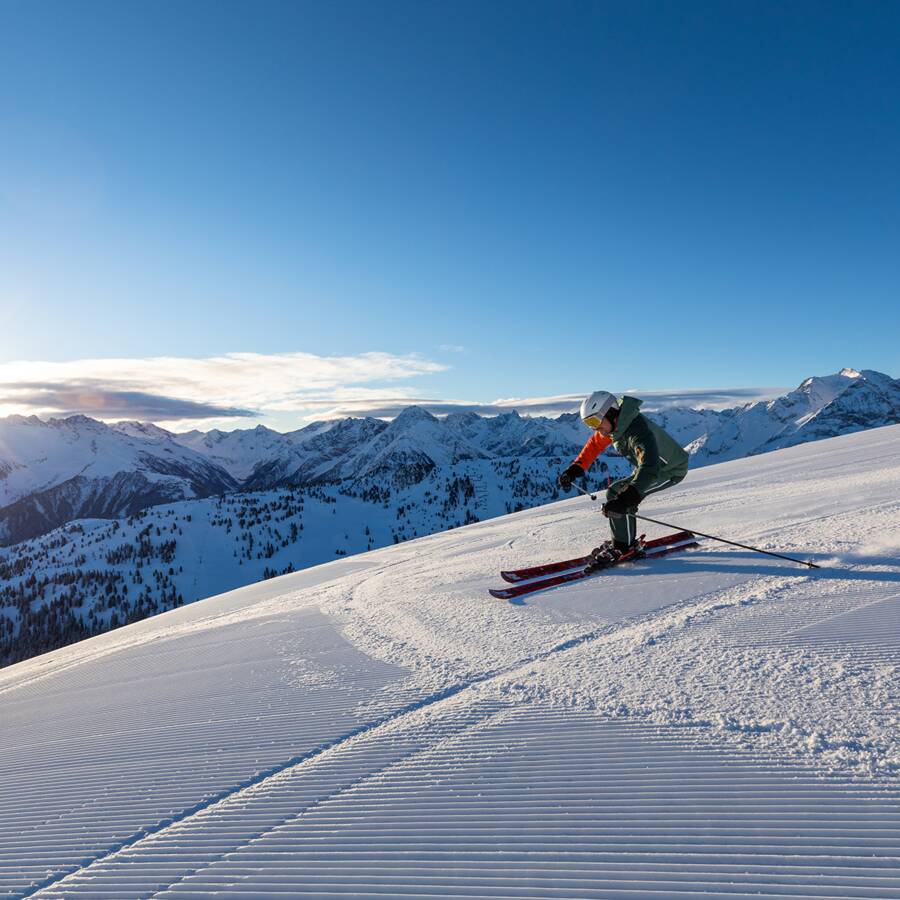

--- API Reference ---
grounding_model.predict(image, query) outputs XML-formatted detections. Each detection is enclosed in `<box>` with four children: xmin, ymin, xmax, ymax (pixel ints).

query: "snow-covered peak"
<box><xmin>48</xmin><ymin>413</ymin><xmax>109</xmax><ymax>433</ymax></box>
<box><xmin>281</xmin><ymin>419</ymin><xmax>339</xmax><ymax>447</ymax></box>
<box><xmin>0</xmin><ymin>414</ymin><xmax>237</xmax><ymax>537</ymax></box>
<box><xmin>691</xmin><ymin>368</ymin><xmax>899</xmax><ymax>462</ymax></box>
<box><xmin>791</xmin><ymin>368</ymin><xmax>861</xmax><ymax>412</ymax></box>
<box><xmin>2</xmin><ymin>414</ymin><xmax>44</xmax><ymax>427</ymax></box>
<box><xmin>857</xmin><ymin>368</ymin><xmax>899</xmax><ymax>392</ymax></box>
<box><xmin>389</xmin><ymin>405</ymin><xmax>439</xmax><ymax>427</ymax></box>
<box><xmin>766</xmin><ymin>372</ymin><xmax>900</xmax><ymax>451</ymax></box>
<box><xmin>348</xmin><ymin>407</ymin><xmax>486</xmax><ymax>483</ymax></box>
<box><xmin>170</xmin><ymin>424</ymin><xmax>294</xmax><ymax>482</ymax></box>
<box><xmin>444</xmin><ymin>411</ymin><xmax>482</xmax><ymax>426</ymax></box>
<box><xmin>111</xmin><ymin>421</ymin><xmax>176</xmax><ymax>442</ymax></box>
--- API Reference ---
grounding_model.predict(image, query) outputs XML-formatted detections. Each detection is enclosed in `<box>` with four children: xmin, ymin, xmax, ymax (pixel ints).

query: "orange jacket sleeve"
<box><xmin>573</xmin><ymin>432</ymin><xmax>613</xmax><ymax>471</ymax></box>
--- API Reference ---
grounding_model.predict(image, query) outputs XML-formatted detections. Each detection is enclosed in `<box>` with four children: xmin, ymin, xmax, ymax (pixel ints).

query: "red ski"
<box><xmin>489</xmin><ymin>538</ymin><xmax>699</xmax><ymax>600</ymax></box>
<box><xmin>499</xmin><ymin>530</ymin><xmax>695</xmax><ymax>583</ymax></box>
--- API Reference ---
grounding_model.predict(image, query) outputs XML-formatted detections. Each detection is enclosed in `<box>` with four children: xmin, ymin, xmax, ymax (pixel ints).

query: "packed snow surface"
<box><xmin>2</xmin><ymin>424</ymin><xmax>900</xmax><ymax>898</ymax></box>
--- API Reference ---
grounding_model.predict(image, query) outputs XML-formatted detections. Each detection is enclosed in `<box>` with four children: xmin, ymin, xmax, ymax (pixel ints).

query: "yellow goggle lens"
<box><xmin>584</xmin><ymin>415</ymin><xmax>603</xmax><ymax>430</ymax></box>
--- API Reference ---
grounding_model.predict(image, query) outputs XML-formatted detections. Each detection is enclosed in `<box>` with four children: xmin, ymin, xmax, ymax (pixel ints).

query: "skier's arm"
<box><xmin>573</xmin><ymin>432</ymin><xmax>613</xmax><ymax>472</ymax></box>
<box><xmin>627</xmin><ymin>418</ymin><xmax>662</xmax><ymax>495</ymax></box>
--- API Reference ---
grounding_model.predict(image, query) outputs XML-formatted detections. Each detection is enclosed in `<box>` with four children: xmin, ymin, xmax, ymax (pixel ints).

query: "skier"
<box><xmin>557</xmin><ymin>391</ymin><xmax>690</xmax><ymax>572</ymax></box>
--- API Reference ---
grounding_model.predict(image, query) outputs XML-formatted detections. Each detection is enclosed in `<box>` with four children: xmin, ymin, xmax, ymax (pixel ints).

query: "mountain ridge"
<box><xmin>1</xmin><ymin>367</ymin><xmax>897</xmax><ymax>546</ymax></box>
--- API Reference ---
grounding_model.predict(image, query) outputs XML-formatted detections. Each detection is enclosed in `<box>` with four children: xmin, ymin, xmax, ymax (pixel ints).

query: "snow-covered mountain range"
<box><xmin>0</xmin><ymin>415</ymin><xmax>238</xmax><ymax>545</ymax></box>
<box><xmin>1</xmin><ymin>368</ymin><xmax>896</xmax><ymax>548</ymax></box>
<box><xmin>172</xmin><ymin>405</ymin><xmax>594</xmax><ymax>488</ymax></box>
<box><xmin>0</xmin><ymin>406</ymin><xmax>607</xmax><ymax>546</ymax></box>
<box><xmin>2</xmin><ymin>424</ymin><xmax>899</xmax><ymax>898</ymax></box>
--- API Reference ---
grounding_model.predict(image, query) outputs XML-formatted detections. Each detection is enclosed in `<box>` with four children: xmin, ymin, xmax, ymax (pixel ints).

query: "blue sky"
<box><xmin>1</xmin><ymin>1</ymin><xmax>898</xmax><ymax>429</ymax></box>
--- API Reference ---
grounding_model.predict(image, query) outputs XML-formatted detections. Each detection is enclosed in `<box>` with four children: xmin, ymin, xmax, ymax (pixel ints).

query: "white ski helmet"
<box><xmin>580</xmin><ymin>390</ymin><xmax>618</xmax><ymax>429</ymax></box>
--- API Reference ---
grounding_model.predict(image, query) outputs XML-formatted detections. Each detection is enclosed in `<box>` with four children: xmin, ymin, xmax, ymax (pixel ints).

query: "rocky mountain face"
<box><xmin>1</xmin><ymin>368</ymin><xmax>897</xmax><ymax>546</ymax></box>
<box><xmin>686</xmin><ymin>368</ymin><xmax>900</xmax><ymax>462</ymax></box>
<box><xmin>752</xmin><ymin>370</ymin><xmax>900</xmax><ymax>453</ymax></box>
<box><xmin>0</xmin><ymin>416</ymin><xmax>239</xmax><ymax>544</ymax></box>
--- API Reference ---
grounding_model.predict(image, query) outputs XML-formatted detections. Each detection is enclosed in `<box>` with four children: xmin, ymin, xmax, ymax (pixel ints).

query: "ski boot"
<box><xmin>584</xmin><ymin>537</ymin><xmax>645</xmax><ymax>574</ymax></box>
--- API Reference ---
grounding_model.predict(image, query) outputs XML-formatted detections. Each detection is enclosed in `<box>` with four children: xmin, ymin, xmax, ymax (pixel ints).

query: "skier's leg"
<box><xmin>605</xmin><ymin>480</ymin><xmax>636</xmax><ymax>548</ymax></box>
<box><xmin>589</xmin><ymin>475</ymin><xmax>687</xmax><ymax>572</ymax></box>
<box><xmin>608</xmin><ymin>474</ymin><xmax>685</xmax><ymax>548</ymax></box>
<box><xmin>587</xmin><ymin>485</ymin><xmax>638</xmax><ymax>572</ymax></box>
<box><xmin>639</xmin><ymin>473</ymin><xmax>685</xmax><ymax>500</ymax></box>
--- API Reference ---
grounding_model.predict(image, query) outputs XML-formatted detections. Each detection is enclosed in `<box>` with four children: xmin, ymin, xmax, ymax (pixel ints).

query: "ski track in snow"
<box><xmin>1</xmin><ymin>425</ymin><xmax>900</xmax><ymax>898</ymax></box>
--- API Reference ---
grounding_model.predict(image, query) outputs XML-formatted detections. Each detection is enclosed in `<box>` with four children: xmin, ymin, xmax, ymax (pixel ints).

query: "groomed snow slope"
<box><xmin>2</xmin><ymin>424</ymin><xmax>899</xmax><ymax>899</ymax></box>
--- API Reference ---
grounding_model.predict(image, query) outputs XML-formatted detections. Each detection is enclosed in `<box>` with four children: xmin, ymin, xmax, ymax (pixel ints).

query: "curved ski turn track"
<box><xmin>2</xmin><ymin>425</ymin><xmax>900</xmax><ymax>898</ymax></box>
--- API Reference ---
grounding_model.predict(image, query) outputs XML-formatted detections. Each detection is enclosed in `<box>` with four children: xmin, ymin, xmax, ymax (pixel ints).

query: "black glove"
<box><xmin>557</xmin><ymin>463</ymin><xmax>584</xmax><ymax>491</ymax></box>
<box><xmin>602</xmin><ymin>484</ymin><xmax>643</xmax><ymax>517</ymax></box>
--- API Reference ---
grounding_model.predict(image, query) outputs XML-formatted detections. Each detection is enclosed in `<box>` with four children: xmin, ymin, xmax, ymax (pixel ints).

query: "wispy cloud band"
<box><xmin>3</xmin><ymin>382</ymin><xmax>257</xmax><ymax>421</ymax></box>
<box><xmin>0</xmin><ymin>351</ymin><xmax>447</xmax><ymax>427</ymax></box>
<box><xmin>298</xmin><ymin>386</ymin><xmax>787</xmax><ymax>421</ymax></box>
<box><xmin>0</xmin><ymin>351</ymin><xmax>785</xmax><ymax>430</ymax></box>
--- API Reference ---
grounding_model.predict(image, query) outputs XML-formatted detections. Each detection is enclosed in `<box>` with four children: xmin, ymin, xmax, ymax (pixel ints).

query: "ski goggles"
<box><xmin>583</xmin><ymin>414</ymin><xmax>605</xmax><ymax>430</ymax></box>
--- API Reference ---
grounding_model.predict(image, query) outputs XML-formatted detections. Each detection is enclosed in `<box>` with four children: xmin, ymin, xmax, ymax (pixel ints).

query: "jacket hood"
<box><xmin>613</xmin><ymin>395</ymin><xmax>643</xmax><ymax>436</ymax></box>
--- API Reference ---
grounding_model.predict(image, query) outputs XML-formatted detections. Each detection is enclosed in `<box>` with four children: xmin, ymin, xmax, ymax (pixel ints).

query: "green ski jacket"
<box><xmin>611</xmin><ymin>396</ymin><xmax>690</xmax><ymax>496</ymax></box>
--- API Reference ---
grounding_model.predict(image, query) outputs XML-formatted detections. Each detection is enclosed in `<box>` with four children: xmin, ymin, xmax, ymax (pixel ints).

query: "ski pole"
<box><xmin>571</xmin><ymin>482</ymin><xmax>820</xmax><ymax>569</ymax></box>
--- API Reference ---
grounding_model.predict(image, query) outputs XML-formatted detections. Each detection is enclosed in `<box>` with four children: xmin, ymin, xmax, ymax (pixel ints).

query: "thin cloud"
<box><xmin>0</xmin><ymin>351</ymin><xmax>786</xmax><ymax>429</ymax></box>
<box><xmin>310</xmin><ymin>386</ymin><xmax>788</xmax><ymax>421</ymax></box>
<box><xmin>0</xmin><ymin>351</ymin><xmax>447</xmax><ymax>425</ymax></box>
<box><xmin>1</xmin><ymin>383</ymin><xmax>256</xmax><ymax>421</ymax></box>
<box><xmin>619</xmin><ymin>387</ymin><xmax>788</xmax><ymax>411</ymax></box>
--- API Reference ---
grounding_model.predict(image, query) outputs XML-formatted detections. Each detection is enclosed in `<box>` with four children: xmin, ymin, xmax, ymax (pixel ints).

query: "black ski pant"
<box><xmin>606</xmin><ymin>474</ymin><xmax>685</xmax><ymax>547</ymax></box>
